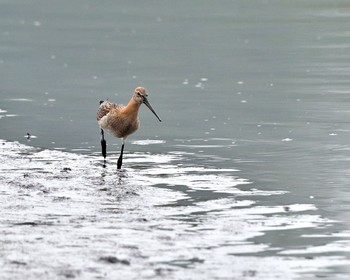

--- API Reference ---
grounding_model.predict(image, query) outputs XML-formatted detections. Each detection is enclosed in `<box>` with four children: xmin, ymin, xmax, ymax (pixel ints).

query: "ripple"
<box><xmin>131</xmin><ymin>139</ymin><xmax>166</xmax><ymax>145</ymax></box>
<box><xmin>6</xmin><ymin>98</ymin><xmax>33</xmax><ymax>102</ymax></box>
<box><xmin>280</xmin><ymin>240</ymin><xmax>350</xmax><ymax>255</ymax></box>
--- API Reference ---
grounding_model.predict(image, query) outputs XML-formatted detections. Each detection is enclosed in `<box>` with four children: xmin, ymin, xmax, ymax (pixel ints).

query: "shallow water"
<box><xmin>1</xmin><ymin>140</ymin><xmax>349</xmax><ymax>279</ymax></box>
<box><xmin>1</xmin><ymin>0</ymin><xmax>350</xmax><ymax>279</ymax></box>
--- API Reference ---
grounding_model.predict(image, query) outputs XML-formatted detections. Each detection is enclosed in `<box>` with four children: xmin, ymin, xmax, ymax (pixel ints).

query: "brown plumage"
<box><xmin>97</xmin><ymin>100</ymin><xmax>139</xmax><ymax>139</ymax></box>
<box><xmin>97</xmin><ymin>86</ymin><xmax>161</xmax><ymax>169</ymax></box>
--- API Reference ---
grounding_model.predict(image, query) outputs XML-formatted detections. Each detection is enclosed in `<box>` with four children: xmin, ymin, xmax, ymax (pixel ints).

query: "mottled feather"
<box><xmin>97</xmin><ymin>100</ymin><xmax>140</xmax><ymax>139</ymax></box>
<box><xmin>96</xmin><ymin>101</ymin><xmax>120</xmax><ymax>121</ymax></box>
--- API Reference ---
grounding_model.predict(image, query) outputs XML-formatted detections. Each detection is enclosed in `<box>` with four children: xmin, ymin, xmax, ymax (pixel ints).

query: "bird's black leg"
<box><xmin>100</xmin><ymin>129</ymin><xmax>107</xmax><ymax>166</ymax></box>
<box><xmin>117</xmin><ymin>144</ymin><xmax>125</xmax><ymax>169</ymax></box>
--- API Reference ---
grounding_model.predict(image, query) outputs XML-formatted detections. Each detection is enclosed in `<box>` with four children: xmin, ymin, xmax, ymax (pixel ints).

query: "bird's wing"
<box><xmin>96</xmin><ymin>101</ymin><xmax>120</xmax><ymax>121</ymax></box>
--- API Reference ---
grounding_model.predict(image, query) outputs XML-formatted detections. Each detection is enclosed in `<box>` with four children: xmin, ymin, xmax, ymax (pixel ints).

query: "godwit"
<box><xmin>97</xmin><ymin>86</ymin><xmax>161</xmax><ymax>169</ymax></box>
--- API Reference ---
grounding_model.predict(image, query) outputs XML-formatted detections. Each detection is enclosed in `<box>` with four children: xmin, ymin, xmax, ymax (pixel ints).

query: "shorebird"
<box><xmin>97</xmin><ymin>86</ymin><xmax>161</xmax><ymax>169</ymax></box>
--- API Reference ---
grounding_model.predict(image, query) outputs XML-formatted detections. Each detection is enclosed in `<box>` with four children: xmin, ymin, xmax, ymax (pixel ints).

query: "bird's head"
<box><xmin>133</xmin><ymin>86</ymin><xmax>162</xmax><ymax>122</ymax></box>
<box><xmin>133</xmin><ymin>86</ymin><xmax>148</xmax><ymax>104</ymax></box>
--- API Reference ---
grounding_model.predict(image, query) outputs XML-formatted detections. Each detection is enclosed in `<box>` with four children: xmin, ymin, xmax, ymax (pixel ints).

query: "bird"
<box><xmin>96</xmin><ymin>86</ymin><xmax>161</xmax><ymax>169</ymax></box>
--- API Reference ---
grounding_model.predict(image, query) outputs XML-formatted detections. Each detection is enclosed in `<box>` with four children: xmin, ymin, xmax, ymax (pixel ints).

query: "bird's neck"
<box><xmin>123</xmin><ymin>97</ymin><xmax>141</xmax><ymax>116</ymax></box>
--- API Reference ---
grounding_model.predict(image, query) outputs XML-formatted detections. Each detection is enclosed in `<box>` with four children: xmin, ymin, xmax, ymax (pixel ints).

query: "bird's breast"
<box><xmin>102</xmin><ymin>111</ymin><xmax>140</xmax><ymax>138</ymax></box>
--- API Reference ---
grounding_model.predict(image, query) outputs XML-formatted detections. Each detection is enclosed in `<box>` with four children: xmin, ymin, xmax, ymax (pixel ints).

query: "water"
<box><xmin>1</xmin><ymin>0</ymin><xmax>350</xmax><ymax>279</ymax></box>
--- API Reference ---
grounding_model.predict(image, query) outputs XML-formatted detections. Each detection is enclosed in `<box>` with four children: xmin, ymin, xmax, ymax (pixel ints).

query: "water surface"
<box><xmin>1</xmin><ymin>0</ymin><xmax>350</xmax><ymax>279</ymax></box>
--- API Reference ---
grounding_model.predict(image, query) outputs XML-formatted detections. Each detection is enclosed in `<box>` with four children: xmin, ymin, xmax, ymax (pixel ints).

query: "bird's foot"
<box><xmin>117</xmin><ymin>157</ymin><xmax>123</xmax><ymax>169</ymax></box>
<box><xmin>101</xmin><ymin>139</ymin><xmax>107</xmax><ymax>159</ymax></box>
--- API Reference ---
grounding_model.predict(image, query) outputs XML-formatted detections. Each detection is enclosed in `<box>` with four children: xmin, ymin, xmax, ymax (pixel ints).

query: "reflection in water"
<box><xmin>0</xmin><ymin>140</ymin><xmax>349</xmax><ymax>279</ymax></box>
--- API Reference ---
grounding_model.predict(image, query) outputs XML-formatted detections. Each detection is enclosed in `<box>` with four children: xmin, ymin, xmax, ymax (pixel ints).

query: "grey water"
<box><xmin>1</xmin><ymin>0</ymin><xmax>350</xmax><ymax>279</ymax></box>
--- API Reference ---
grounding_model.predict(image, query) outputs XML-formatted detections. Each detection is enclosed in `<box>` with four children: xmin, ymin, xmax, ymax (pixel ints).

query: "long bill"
<box><xmin>143</xmin><ymin>97</ymin><xmax>162</xmax><ymax>122</ymax></box>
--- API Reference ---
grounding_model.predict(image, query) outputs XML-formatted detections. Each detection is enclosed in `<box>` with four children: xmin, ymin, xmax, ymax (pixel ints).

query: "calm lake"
<box><xmin>1</xmin><ymin>0</ymin><xmax>350</xmax><ymax>279</ymax></box>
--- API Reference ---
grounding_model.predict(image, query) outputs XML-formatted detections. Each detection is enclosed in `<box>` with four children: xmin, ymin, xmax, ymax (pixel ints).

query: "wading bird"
<box><xmin>97</xmin><ymin>87</ymin><xmax>161</xmax><ymax>169</ymax></box>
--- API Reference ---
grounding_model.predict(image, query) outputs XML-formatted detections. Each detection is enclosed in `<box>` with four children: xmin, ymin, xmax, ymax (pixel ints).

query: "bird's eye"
<box><xmin>137</xmin><ymin>92</ymin><xmax>141</xmax><ymax>96</ymax></box>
